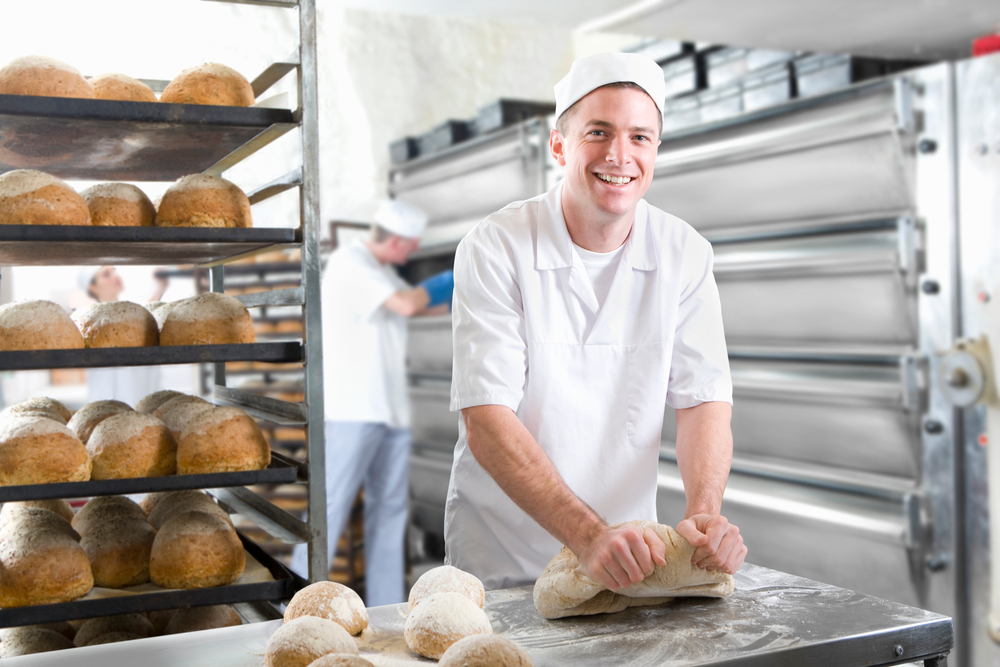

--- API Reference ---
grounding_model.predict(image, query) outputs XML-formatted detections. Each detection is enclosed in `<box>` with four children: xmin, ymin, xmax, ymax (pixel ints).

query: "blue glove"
<box><xmin>418</xmin><ymin>270</ymin><xmax>455</xmax><ymax>308</ymax></box>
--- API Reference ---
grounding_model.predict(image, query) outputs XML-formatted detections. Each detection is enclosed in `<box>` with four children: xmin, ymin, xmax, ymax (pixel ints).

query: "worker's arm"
<box><xmin>673</xmin><ymin>401</ymin><xmax>747</xmax><ymax>574</ymax></box>
<box><xmin>382</xmin><ymin>270</ymin><xmax>454</xmax><ymax>317</ymax></box>
<box><xmin>463</xmin><ymin>404</ymin><xmax>667</xmax><ymax>592</ymax></box>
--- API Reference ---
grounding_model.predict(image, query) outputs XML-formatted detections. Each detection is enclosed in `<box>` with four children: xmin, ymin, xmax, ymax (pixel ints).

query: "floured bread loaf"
<box><xmin>306</xmin><ymin>656</ymin><xmax>375</xmax><ymax>667</ymax></box>
<box><xmin>160</xmin><ymin>292</ymin><xmax>255</xmax><ymax>345</ymax></box>
<box><xmin>81</xmin><ymin>514</ymin><xmax>156</xmax><ymax>588</ymax></box>
<box><xmin>81</xmin><ymin>182</ymin><xmax>156</xmax><ymax>227</ymax></box>
<box><xmin>72</xmin><ymin>300</ymin><xmax>159</xmax><ymax>348</ymax></box>
<box><xmin>0</xmin><ymin>627</ymin><xmax>74</xmax><ymax>657</ymax></box>
<box><xmin>160</xmin><ymin>63</ymin><xmax>254</xmax><ymax>107</ymax></box>
<box><xmin>72</xmin><ymin>495</ymin><xmax>146</xmax><ymax>536</ymax></box>
<box><xmin>67</xmin><ymin>399</ymin><xmax>133</xmax><ymax>444</ymax></box>
<box><xmin>0</xmin><ymin>396</ymin><xmax>72</xmax><ymax>424</ymax></box>
<box><xmin>149</xmin><ymin>511</ymin><xmax>245</xmax><ymax>588</ymax></box>
<box><xmin>0</xmin><ymin>299</ymin><xmax>85</xmax><ymax>351</ymax></box>
<box><xmin>153</xmin><ymin>394</ymin><xmax>212</xmax><ymax>440</ymax></box>
<box><xmin>163</xmin><ymin>605</ymin><xmax>241</xmax><ymax>635</ymax></box>
<box><xmin>533</xmin><ymin>521</ymin><xmax>735</xmax><ymax>620</ymax></box>
<box><xmin>13</xmin><ymin>621</ymin><xmax>76</xmax><ymax>641</ymax></box>
<box><xmin>408</xmin><ymin>565</ymin><xmax>485</xmax><ymax>613</ymax></box>
<box><xmin>86</xmin><ymin>631</ymin><xmax>143</xmax><ymax>645</ymax></box>
<box><xmin>405</xmin><ymin>592</ymin><xmax>493</xmax><ymax>660</ymax></box>
<box><xmin>0</xmin><ymin>506</ymin><xmax>79</xmax><ymax>542</ymax></box>
<box><xmin>87</xmin><ymin>411</ymin><xmax>176</xmax><ymax>479</ymax></box>
<box><xmin>0</xmin><ymin>170</ymin><xmax>90</xmax><ymax>226</ymax></box>
<box><xmin>0</xmin><ymin>55</ymin><xmax>94</xmax><ymax>98</ymax></box>
<box><xmin>177</xmin><ymin>406</ymin><xmax>270</xmax><ymax>474</ymax></box>
<box><xmin>89</xmin><ymin>73</ymin><xmax>157</xmax><ymax>103</ymax></box>
<box><xmin>146</xmin><ymin>489</ymin><xmax>232</xmax><ymax>530</ymax></box>
<box><xmin>0</xmin><ymin>416</ymin><xmax>91</xmax><ymax>485</ymax></box>
<box><xmin>0</xmin><ymin>509</ymin><xmax>93</xmax><ymax>606</ymax></box>
<box><xmin>264</xmin><ymin>616</ymin><xmax>358</xmax><ymax>667</ymax></box>
<box><xmin>135</xmin><ymin>389</ymin><xmax>185</xmax><ymax>414</ymax></box>
<box><xmin>439</xmin><ymin>635</ymin><xmax>534</xmax><ymax>667</ymax></box>
<box><xmin>73</xmin><ymin>614</ymin><xmax>154</xmax><ymax>647</ymax></box>
<box><xmin>154</xmin><ymin>174</ymin><xmax>252</xmax><ymax>228</ymax></box>
<box><xmin>0</xmin><ymin>498</ymin><xmax>75</xmax><ymax>525</ymax></box>
<box><xmin>145</xmin><ymin>300</ymin><xmax>179</xmax><ymax>331</ymax></box>
<box><xmin>284</xmin><ymin>581</ymin><xmax>368</xmax><ymax>636</ymax></box>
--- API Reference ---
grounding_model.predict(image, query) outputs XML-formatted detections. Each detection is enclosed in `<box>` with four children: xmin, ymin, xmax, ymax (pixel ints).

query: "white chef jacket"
<box><xmin>322</xmin><ymin>240</ymin><xmax>412</xmax><ymax>428</ymax></box>
<box><xmin>445</xmin><ymin>180</ymin><xmax>732</xmax><ymax>590</ymax></box>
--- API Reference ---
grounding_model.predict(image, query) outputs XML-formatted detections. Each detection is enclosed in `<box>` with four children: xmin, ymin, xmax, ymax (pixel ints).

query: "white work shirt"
<box><xmin>445</xmin><ymin>180</ymin><xmax>733</xmax><ymax>590</ymax></box>
<box><xmin>322</xmin><ymin>241</ymin><xmax>412</xmax><ymax>428</ymax></box>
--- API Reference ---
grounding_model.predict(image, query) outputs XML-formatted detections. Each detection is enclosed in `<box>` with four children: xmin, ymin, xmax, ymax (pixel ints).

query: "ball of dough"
<box><xmin>284</xmin><ymin>581</ymin><xmax>369</xmax><ymax>636</ymax></box>
<box><xmin>153</xmin><ymin>394</ymin><xmax>213</xmax><ymax>440</ymax></box>
<box><xmin>89</xmin><ymin>73</ymin><xmax>157</xmax><ymax>103</ymax></box>
<box><xmin>306</xmin><ymin>656</ymin><xmax>375</xmax><ymax>667</ymax></box>
<box><xmin>404</xmin><ymin>592</ymin><xmax>493</xmax><ymax>660</ymax></box>
<box><xmin>80</xmin><ymin>182</ymin><xmax>156</xmax><ymax>227</ymax></box>
<box><xmin>154</xmin><ymin>174</ymin><xmax>252</xmax><ymax>229</ymax></box>
<box><xmin>87</xmin><ymin>411</ymin><xmax>177</xmax><ymax>479</ymax></box>
<box><xmin>73</xmin><ymin>613</ymin><xmax>154</xmax><ymax>647</ymax></box>
<box><xmin>0</xmin><ymin>627</ymin><xmax>74</xmax><ymax>657</ymax></box>
<box><xmin>439</xmin><ymin>635</ymin><xmax>534</xmax><ymax>667</ymax></box>
<box><xmin>0</xmin><ymin>299</ymin><xmax>85</xmax><ymax>351</ymax></box>
<box><xmin>0</xmin><ymin>416</ymin><xmax>91</xmax><ymax>485</ymax></box>
<box><xmin>0</xmin><ymin>169</ymin><xmax>90</xmax><ymax>226</ymax></box>
<box><xmin>135</xmin><ymin>389</ymin><xmax>185</xmax><ymax>415</ymax></box>
<box><xmin>160</xmin><ymin>63</ymin><xmax>254</xmax><ymax>107</ymax></box>
<box><xmin>72</xmin><ymin>300</ymin><xmax>159</xmax><ymax>348</ymax></box>
<box><xmin>177</xmin><ymin>406</ymin><xmax>271</xmax><ymax>474</ymax></box>
<box><xmin>0</xmin><ymin>514</ymin><xmax>93</xmax><ymax>606</ymax></box>
<box><xmin>149</xmin><ymin>511</ymin><xmax>245</xmax><ymax>589</ymax></box>
<box><xmin>0</xmin><ymin>396</ymin><xmax>71</xmax><ymax>424</ymax></box>
<box><xmin>71</xmin><ymin>495</ymin><xmax>146</xmax><ymax>536</ymax></box>
<box><xmin>159</xmin><ymin>292</ymin><xmax>255</xmax><ymax>345</ymax></box>
<box><xmin>408</xmin><ymin>565</ymin><xmax>485</xmax><ymax>613</ymax></box>
<box><xmin>0</xmin><ymin>55</ymin><xmax>94</xmax><ymax>99</ymax></box>
<box><xmin>67</xmin><ymin>399</ymin><xmax>134</xmax><ymax>444</ymax></box>
<box><xmin>81</xmin><ymin>515</ymin><xmax>156</xmax><ymax>588</ymax></box>
<box><xmin>146</xmin><ymin>490</ymin><xmax>231</xmax><ymax>530</ymax></box>
<box><xmin>0</xmin><ymin>498</ymin><xmax>74</xmax><ymax>524</ymax></box>
<box><xmin>162</xmin><ymin>604</ymin><xmax>241</xmax><ymax>635</ymax></box>
<box><xmin>264</xmin><ymin>616</ymin><xmax>358</xmax><ymax>667</ymax></box>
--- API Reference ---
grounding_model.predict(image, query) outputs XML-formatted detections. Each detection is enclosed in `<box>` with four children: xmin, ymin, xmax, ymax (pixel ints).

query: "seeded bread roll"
<box><xmin>408</xmin><ymin>565</ymin><xmax>485</xmax><ymax>613</ymax></box>
<box><xmin>162</xmin><ymin>605</ymin><xmax>241</xmax><ymax>634</ymax></box>
<box><xmin>81</xmin><ymin>515</ymin><xmax>156</xmax><ymax>588</ymax></box>
<box><xmin>154</xmin><ymin>174</ymin><xmax>252</xmax><ymax>229</ymax></box>
<box><xmin>87</xmin><ymin>411</ymin><xmax>177</xmax><ymax>479</ymax></box>
<box><xmin>0</xmin><ymin>512</ymin><xmax>93</xmax><ymax>606</ymax></box>
<box><xmin>0</xmin><ymin>397</ymin><xmax>72</xmax><ymax>424</ymax></box>
<box><xmin>0</xmin><ymin>499</ymin><xmax>75</xmax><ymax>525</ymax></box>
<box><xmin>71</xmin><ymin>495</ymin><xmax>146</xmax><ymax>536</ymax></box>
<box><xmin>160</xmin><ymin>63</ymin><xmax>254</xmax><ymax>107</ymax></box>
<box><xmin>0</xmin><ymin>506</ymin><xmax>79</xmax><ymax>543</ymax></box>
<box><xmin>178</xmin><ymin>406</ymin><xmax>271</xmax><ymax>474</ymax></box>
<box><xmin>0</xmin><ymin>299</ymin><xmax>85</xmax><ymax>351</ymax></box>
<box><xmin>72</xmin><ymin>300</ymin><xmax>159</xmax><ymax>348</ymax></box>
<box><xmin>0</xmin><ymin>55</ymin><xmax>94</xmax><ymax>99</ymax></box>
<box><xmin>88</xmin><ymin>73</ymin><xmax>157</xmax><ymax>103</ymax></box>
<box><xmin>67</xmin><ymin>399</ymin><xmax>133</xmax><ymax>444</ymax></box>
<box><xmin>73</xmin><ymin>614</ymin><xmax>154</xmax><ymax>647</ymax></box>
<box><xmin>14</xmin><ymin>621</ymin><xmax>77</xmax><ymax>641</ymax></box>
<box><xmin>0</xmin><ymin>416</ymin><xmax>91</xmax><ymax>485</ymax></box>
<box><xmin>0</xmin><ymin>627</ymin><xmax>74</xmax><ymax>657</ymax></box>
<box><xmin>438</xmin><ymin>635</ymin><xmax>534</xmax><ymax>667</ymax></box>
<box><xmin>404</xmin><ymin>592</ymin><xmax>493</xmax><ymax>660</ymax></box>
<box><xmin>149</xmin><ymin>511</ymin><xmax>245</xmax><ymax>589</ymax></box>
<box><xmin>135</xmin><ymin>389</ymin><xmax>185</xmax><ymax>415</ymax></box>
<box><xmin>153</xmin><ymin>394</ymin><xmax>213</xmax><ymax>440</ymax></box>
<box><xmin>264</xmin><ymin>616</ymin><xmax>359</xmax><ymax>667</ymax></box>
<box><xmin>160</xmin><ymin>292</ymin><xmax>255</xmax><ymax>345</ymax></box>
<box><xmin>146</xmin><ymin>490</ymin><xmax>232</xmax><ymax>530</ymax></box>
<box><xmin>80</xmin><ymin>182</ymin><xmax>156</xmax><ymax>227</ymax></box>
<box><xmin>285</xmin><ymin>581</ymin><xmax>369</xmax><ymax>636</ymax></box>
<box><xmin>0</xmin><ymin>169</ymin><xmax>90</xmax><ymax>226</ymax></box>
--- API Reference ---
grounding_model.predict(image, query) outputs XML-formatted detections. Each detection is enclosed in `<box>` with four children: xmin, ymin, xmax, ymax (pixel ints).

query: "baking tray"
<box><xmin>0</xmin><ymin>94</ymin><xmax>295</xmax><ymax>181</ymax></box>
<box><xmin>0</xmin><ymin>531</ymin><xmax>294</xmax><ymax>627</ymax></box>
<box><xmin>0</xmin><ymin>342</ymin><xmax>302</xmax><ymax>371</ymax></box>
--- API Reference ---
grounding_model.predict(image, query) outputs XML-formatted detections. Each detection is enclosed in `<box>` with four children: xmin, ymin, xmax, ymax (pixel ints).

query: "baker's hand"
<box><xmin>676</xmin><ymin>513</ymin><xmax>747</xmax><ymax>574</ymax></box>
<box><xmin>576</xmin><ymin>524</ymin><xmax>667</xmax><ymax>592</ymax></box>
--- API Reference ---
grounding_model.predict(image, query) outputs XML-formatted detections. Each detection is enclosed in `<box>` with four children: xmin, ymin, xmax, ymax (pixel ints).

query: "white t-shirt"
<box><xmin>572</xmin><ymin>241</ymin><xmax>625</xmax><ymax>336</ymax></box>
<box><xmin>321</xmin><ymin>241</ymin><xmax>411</xmax><ymax>427</ymax></box>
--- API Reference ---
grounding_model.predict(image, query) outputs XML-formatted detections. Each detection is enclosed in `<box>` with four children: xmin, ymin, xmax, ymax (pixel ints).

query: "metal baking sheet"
<box><xmin>0</xmin><ymin>225</ymin><xmax>298</xmax><ymax>266</ymax></box>
<box><xmin>0</xmin><ymin>94</ymin><xmax>295</xmax><ymax>181</ymax></box>
<box><xmin>0</xmin><ymin>531</ymin><xmax>294</xmax><ymax>628</ymax></box>
<box><xmin>0</xmin><ymin>341</ymin><xmax>302</xmax><ymax>371</ymax></box>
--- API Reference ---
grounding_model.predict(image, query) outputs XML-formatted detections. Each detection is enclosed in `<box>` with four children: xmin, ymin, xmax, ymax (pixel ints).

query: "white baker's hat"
<box><xmin>553</xmin><ymin>51</ymin><xmax>666</xmax><ymax>122</ymax></box>
<box><xmin>77</xmin><ymin>266</ymin><xmax>100</xmax><ymax>292</ymax></box>
<box><xmin>373</xmin><ymin>199</ymin><xmax>428</xmax><ymax>239</ymax></box>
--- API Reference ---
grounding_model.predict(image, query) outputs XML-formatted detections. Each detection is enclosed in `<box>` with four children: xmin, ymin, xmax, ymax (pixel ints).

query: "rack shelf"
<box><xmin>0</xmin><ymin>342</ymin><xmax>302</xmax><ymax>371</ymax></box>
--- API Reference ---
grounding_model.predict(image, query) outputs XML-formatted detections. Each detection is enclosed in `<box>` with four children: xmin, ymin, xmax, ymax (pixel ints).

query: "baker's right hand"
<box><xmin>576</xmin><ymin>524</ymin><xmax>667</xmax><ymax>592</ymax></box>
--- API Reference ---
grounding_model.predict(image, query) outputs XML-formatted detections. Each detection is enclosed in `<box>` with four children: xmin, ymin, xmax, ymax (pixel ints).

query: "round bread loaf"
<box><xmin>160</xmin><ymin>293</ymin><xmax>255</xmax><ymax>345</ymax></box>
<box><xmin>0</xmin><ymin>299</ymin><xmax>85</xmax><ymax>351</ymax></box>
<box><xmin>439</xmin><ymin>635</ymin><xmax>533</xmax><ymax>667</ymax></box>
<box><xmin>306</xmin><ymin>656</ymin><xmax>376</xmax><ymax>667</ymax></box>
<box><xmin>0</xmin><ymin>505</ymin><xmax>79</xmax><ymax>543</ymax></box>
<box><xmin>0</xmin><ymin>627</ymin><xmax>74</xmax><ymax>657</ymax></box>
<box><xmin>81</xmin><ymin>182</ymin><xmax>156</xmax><ymax>227</ymax></box>
<box><xmin>0</xmin><ymin>516</ymin><xmax>93</xmax><ymax>606</ymax></box>
<box><xmin>81</xmin><ymin>514</ymin><xmax>156</xmax><ymax>588</ymax></box>
<box><xmin>0</xmin><ymin>169</ymin><xmax>90</xmax><ymax>226</ymax></box>
<box><xmin>71</xmin><ymin>495</ymin><xmax>145</xmax><ymax>536</ymax></box>
<box><xmin>162</xmin><ymin>604</ymin><xmax>241</xmax><ymax>635</ymax></box>
<box><xmin>153</xmin><ymin>394</ymin><xmax>213</xmax><ymax>440</ymax></box>
<box><xmin>147</xmin><ymin>609</ymin><xmax>177</xmax><ymax>634</ymax></box>
<box><xmin>1</xmin><ymin>397</ymin><xmax>72</xmax><ymax>424</ymax></box>
<box><xmin>147</xmin><ymin>490</ymin><xmax>231</xmax><ymax>530</ymax></box>
<box><xmin>0</xmin><ymin>500</ymin><xmax>75</xmax><ymax>528</ymax></box>
<box><xmin>0</xmin><ymin>55</ymin><xmax>94</xmax><ymax>99</ymax></box>
<box><xmin>408</xmin><ymin>565</ymin><xmax>485</xmax><ymax>613</ymax></box>
<box><xmin>17</xmin><ymin>621</ymin><xmax>77</xmax><ymax>641</ymax></box>
<box><xmin>154</xmin><ymin>174</ymin><xmax>252</xmax><ymax>229</ymax></box>
<box><xmin>264</xmin><ymin>616</ymin><xmax>358</xmax><ymax>667</ymax></box>
<box><xmin>87</xmin><ymin>411</ymin><xmax>177</xmax><ymax>479</ymax></box>
<box><xmin>89</xmin><ymin>73</ymin><xmax>157</xmax><ymax>103</ymax></box>
<box><xmin>404</xmin><ymin>592</ymin><xmax>493</xmax><ymax>660</ymax></box>
<box><xmin>73</xmin><ymin>613</ymin><xmax>154</xmax><ymax>647</ymax></box>
<box><xmin>138</xmin><ymin>489</ymin><xmax>176</xmax><ymax>516</ymax></box>
<box><xmin>86</xmin><ymin>630</ymin><xmax>143</xmax><ymax>645</ymax></box>
<box><xmin>145</xmin><ymin>301</ymin><xmax>179</xmax><ymax>331</ymax></box>
<box><xmin>67</xmin><ymin>399</ymin><xmax>134</xmax><ymax>444</ymax></box>
<box><xmin>72</xmin><ymin>300</ymin><xmax>159</xmax><ymax>348</ymax></box>
<box><xmin>160</xmin><ymin>63</ymin><xmax>254</xmax><ymax>107</ymax></box>
<box><xmin>285</xmin><ymin>581</ymin><xmax>368</xmax><ymax>636</ymax></box>
<box><xmin>149</xmin><ymin>511</ymin><xmax>245</xmax><ymax>589</ymax></box>
<box><xmin>177</xmin><ymin>406</ymin><xmax>270</xmax><ymax>474</ymax></box>
<box><xmin>0</xmin><ymin>416</ymin><xmax>91</xmax><ymax>485</ymax></box>
<box><xmin>135</xmin><ymin>390</ymin><xmax>185</xmax><ymax>415</ymax></box>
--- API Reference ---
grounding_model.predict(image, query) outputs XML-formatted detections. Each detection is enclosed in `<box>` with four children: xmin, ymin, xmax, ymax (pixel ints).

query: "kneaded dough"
<box><xmin>284</xmin><ymin>581</ymin><xmax>368</xmax><ymax>636</ymax></box>
<box><xmin>439</xmin><ymin>635</ymin><xmax>534</xmax><ymax>667</ymax></box>
<box><xmin>408</xmin><ymin>565</ymin><xmax>484</xmax><ymax>613</ymax></box>
<box><xmin>404</xmin><ymin>591</ymin><xmax>493</xmax><ymax>660</ymax></box>
<box><xmin>532</xmin><ymin>520</ymin><xmax>735</xmax><ymax>620</ymax></box>
<box><xmin>264</xmin><ymin>616</ymin><xmax>358</xmax><ymax>667</ymax></box>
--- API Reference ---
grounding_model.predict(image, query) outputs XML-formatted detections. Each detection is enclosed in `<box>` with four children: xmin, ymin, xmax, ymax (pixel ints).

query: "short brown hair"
<box><xmin>555</xmin><ymin>81</ymin><xmax>663</xmax><ymax>137</ymax></box>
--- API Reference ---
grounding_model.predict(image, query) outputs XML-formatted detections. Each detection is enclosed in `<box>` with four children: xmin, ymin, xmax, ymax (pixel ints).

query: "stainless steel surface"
<box><xmin>409</xmin><ymin>448</ymin><xmax>451</xmax><ymax>536</ymax></box>
<box><xmin>247</xmin><ymin>166</ymin><xmax>303</xmax><ymax>204</ymax></box>
<box><xmin>410</xmin><ymin>381</ymin><xmax>458</xmax><ymax>449</ymax></box>
<box><xmin>250</xmin><ymin>51</ymin><xmax>300</xmax><ymax>98</ymax></box>
<box><xmin>234</xmin><ymin>286</ymin><xmax>305</xmax><ymax>308</ymax></box>
<box><xmin>210</xmin><ymin>486</ymin><xmax>311</xmax><ymax>544</ymax></box>
<box><xmin>213</xmin><ymin>385</ymin><xmax>308</xmax><ymax>423</ymax></box>
<box><xmin>204</xmin><ymin>122</ymin><xmax>298</xmax><ymax>177</ymax></box>
<box><xmin>407</xmin><ymin>314</ymin><xmax>453</xmax><ymax>376</ymax></box>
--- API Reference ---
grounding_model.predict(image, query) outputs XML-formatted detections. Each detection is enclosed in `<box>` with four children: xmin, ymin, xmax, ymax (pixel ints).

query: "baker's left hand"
<box><xmin>675</xmin><ymin>513</ymin><xmax>747</xmax><ymax>574</ymax></box>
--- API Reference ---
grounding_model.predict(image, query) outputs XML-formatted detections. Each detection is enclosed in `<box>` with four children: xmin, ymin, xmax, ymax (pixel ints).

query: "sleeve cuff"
<box><xmin>450</xmin><ymin>391</ymin><xmax>522</xmax><ymax>413</ymax></box>
<box><xmin>666</xmin><ymin>392</ymin><xmax>734</xmax><ymax>410</ymax></box>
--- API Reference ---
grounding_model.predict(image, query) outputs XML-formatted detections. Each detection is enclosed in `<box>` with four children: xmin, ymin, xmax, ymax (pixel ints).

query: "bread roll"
<box><xmin>0</xmin><ymin>55</ymin><xmax>94</xmax><ymax>99</ymax></box>
<box><xmin>153</xmin><ymin>394</ymin><xmax>213</xmax><ymax>440</ymax></box>
<box><xmin>154</xmin><ymin>174</ymin><xmax>252</xmax><ymax>229</ymax></box>
<box><xmin>160</xmin><ymin>292</ymin><xmax>255</xmax><ymax>345</ymax></box>
<box><xmin>80</xmin><ymin>182</ymin><xmax>156</xmax><ymax>227</ymax></box>
<box><xmin>89</xmin><ymin>73</ymin><xmax>157</xmax><ymax>103</ymax></box>
<box><xmin>264</xmin><ymin>616</ymin><xmax>358</xmax><ymax>667</ymax></box>
<box><xmin>0</xmin><ymin>499</ymin><xmax>75</xmax><ymax>526</ymax></box>
<box><xmin>408</xmin><ymin>565</ymin><xmax>485</xmax><ymax>613</ymax></box>
<box><xmin>87</xmin><ymin>411</ymin><xmax>176</xmax><ymax>479</ymax></box>
<box><xmin>148</xmin><ymin>609</ymin><xmax>177</xmax><ymax>634</ymax></box>
<box><xmin>149</xmin><ymin>511</ymin><xmax>245</xmax><ymax>589</ymax></box>
<box><xmin>160</xmin><ymin>63</ymin><xmax>254</xmax><ymax>107</ymax></box>
<box><xmin>162</xmin><ymin>605</ymin><xmax>241</xmax><ymax>635</ymax></box>
<box><xmin>0</xmin><ymin>505</ymin><xmax>79</xmax><ymax>543</ymax></box>
<box><xmin>0</xmin><ymin>397</ymin><xmax>71</xmax><ymax>424</ymax></box>
<box><xmin>285</xmin><ymin>581</ymin><xmax>368</xmax><ymax>636</ymax></box>
<box><xmin>0</xmin><ymin>627</ymin><xmax>74</xmax><ymax>657</ymax></box>
<box><xmin>404</xmin><ymin>592</ymin><xmax>493</xmax><ymax>660</ymax></box>
<box><xmin>135</xmin><ymin>389</ymin><xmax>185</xmax><ymax>415</ymax></box>
<box><xmin>81</xmin><ymin>514</ymin><xmax>156</xmax><ymax>588</ymax></box>
<box><xmin>73</xmin><ymin>614</ymin><xmax>154</xmax><ymax>647</ymax></box>
<box><xmin>0</xmin><ymin>299</ymin><xmax>85</xmax><ymax>351</ymax></box>
<box><xmin>15</xmin><ymin>621</ymin><xmax>76</xmax><ymax>641</ymax></box>
<box><xmin>177</xmin><ymin>406</ymin><xmax>270</xmax><ymax>475</ymax></box>
<box><xmin>72</xmin><ymin>495</ymin><xmax>145</xmax><ymax>536</ymax></box>
<box><xmin>72</xmin><ymin>300</ymin><xmax>159</xmax><ymax>348</ymax></box>
<box><xmin>0</xmin><ymin>416</ymin><xmax>91</xmax><ymax>485</ymax></box>
<box><xmin>306</xmin><ymin>657</ymin><xmax>375</xmax><ymax>667</ymax></box>
<box><xmin>439</xmin><ymin>635</ymin><xmax>534</xmax><ymax>667</ymax></box>
<box><xmin>145</xmin><ymin>301</ymin><xmax>179</xmax><ymax>331</ymax></box>
<box><xmin>0</xmin><ymin>169</ymin><xmax>90</xmax><ymax>226</ymax></box>
<box><xmin>0</xmin><ymin>513</ymin><xmax>93</xmax><ymax>606</ymax></box>
<box><xmin>67</xmin><ymin>399</ymin><xmax>133</xmax><ymax>444</ymax></box>
<box><xmin>147</xmin><ymin>490</ymin><xmax>231</xmax><ymax>530</ymax></box>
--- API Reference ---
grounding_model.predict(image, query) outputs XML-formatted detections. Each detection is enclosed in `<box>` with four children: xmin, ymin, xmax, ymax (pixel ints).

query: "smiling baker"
<box><xmin>444</xmin><ymin>52</ymin><xmax>747</xmax><ymax>592</ymax></box>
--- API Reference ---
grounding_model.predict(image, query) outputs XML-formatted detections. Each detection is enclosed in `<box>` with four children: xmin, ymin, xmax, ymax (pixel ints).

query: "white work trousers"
<box><xmin>290</xmin><ymin>421</ymin><xmax>411</xmax><ymax>607</ymax></box>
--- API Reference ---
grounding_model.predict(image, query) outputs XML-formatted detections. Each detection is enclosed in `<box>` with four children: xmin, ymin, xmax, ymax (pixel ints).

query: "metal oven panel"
<box><xmin>407</xmin><ymin>315</ymin><xmax>453</xmax><ymax>377</ymax></box>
